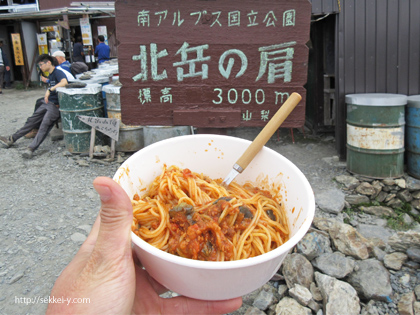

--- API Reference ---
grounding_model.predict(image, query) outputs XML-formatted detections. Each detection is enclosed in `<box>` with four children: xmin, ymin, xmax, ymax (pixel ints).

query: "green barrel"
<box><xmin>57</xmin><ymin>84</ymin><xmax>107</xmax><ymax>153</ymax></box>
<box><xmin>346</xmin><ymin>93</ymin><xmax>407</xmax><ymax>179</ymax></box>
<box><xmin>102</xmin><ymin>84</ymin><xmax>144</xmax><ymax>152</ymax></box>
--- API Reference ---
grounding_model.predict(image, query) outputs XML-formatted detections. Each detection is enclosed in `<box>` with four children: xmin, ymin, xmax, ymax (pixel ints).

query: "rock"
<box><xmin>76</xmin><ymin>159</ymin><xmax>89</xmax><ymax>167</ymax></box>
<box><xmin>360</xmin><ymin>300</ymin><xmax>380</xmax><ymax>315</ymax></box>
<box><xmin>398</xmin><ymin>190</ymin><xmax>413</xmax><ymax>203</ymax></box>
<box><xmin>407</xmin><ymin>247</ymin><xmax>420</xmax><ymax>262</ymax></box>
<box><xmin>312</xmin><ymin>217</ymin><xmax>337</xmax><ymax>232</ymax></box>
<box><xmin>312</xmin><ymin>252</ymin><xmax>355</xmax><ymax>279</ymax></box>
<box><xmin>382</xmin><ymin>178</ymin><xmax>396</xmax><ymax>186</ymax></box>
<box><xmin>253</xmin><ymin>290</ymin><xmax>275</xmax><ymax>311</ymax></box>
<box><xmin>327</xmin><ymin>221</ymin><xmax>370</xmax><ymax>260</ymax></box>
<box><xmin>359</xmin><ymin>206</ymin><xmax>397</xmax><ymax>217</ymax></box>
<box><xmin>411</xmin><ymin>199</ymin><xmax>420</xmax><ymax>210</ymax></box>
<box><xmin>383</xmin><ymin>252</ymin><xmax>408</xmax><ymax>270</ymax></box>
<box><xmin>387</xmin><ymin>198</ymin><xmax>403</xmax><ymax>208</ymax></box>
<box><xmin>310</xmin><ymin>282</ymin><xmax>323</xmax><ymax>302</ymax></box>
<box><xmin>275</xmin><ymin>297</ymin><xmax>312</xmax><ymax>315</ymax></box>
<box><xmin>355</xmin><ymin>182</ymin><xmax>376</xmax><ymax>196</ymax></box>
<box><xmin>372</xmin><ymin>247</ymin><xmax>387</xmax><ymax>261</ymax></box>
<box><xmin>8</xmin><ymin>272</ymin><xmax>24</xmax><ymax>284</ymax></box>
<box><xmin>77</xmin><ymin>225</ymin><xmax>92</xmax><ymax>234</ymax></box>
<box><xmin>244</xmin><ymin>306</ymin><xmax>266</xmax><ymax>315</ymax></box>
<box><xmin>399</xmin><ymin>273</ymin><xmax>411</xmax><ymax>286</ymax></box>
<box><xmin>296</xmin><ymin>230</ymin><xmax>333</xmax><ymax>261</ymax></box>
<box><xmin>414</xmin><ymin>302</ymin><xmax>420</xmax><ymax>315</ymax></box>
<box><xmin>335</xmin><ymin>175</ymin><xmax>360</xmax><ymax>190</ymax></box>
<box><xmin>385</xmin><ymin>193</ymin><xmax>397</xmax><ymax>202</ymax></box>
<box><xmin>403</xmin><ymin>213</ymin><xmax>415</xmax><ymax>225</ymax></box>
<box><xmin>398</xmin><ymin>291</ymin><xmax>415</xmax><ymax>315</ymax></box>
<box><xmin>357</xmin><ymin>224</ymin><xmax>393</xmax><ymax>244</ymax></box>
<box><xmin>395</xmin><ymin>178</ymin><xmax>406</xmax><ymax>189</ymax></box>
<box><xmin>289</xmin><ymin>284</ymin><xmax>312</xmax><ymax>306</ymax></box>
<box><xmin>282</xmin><ymin>254</ymin><xmax>314</xmax><ymax>289</ymax></box>
<box><xmin>406</xmin><ymin>177</ymin><xmax>420</xmax><ymax>191</ymax></box>
<box><xmin>315</xmin><ymin>272</ymin><xmax>360</xmax><ymax>315</ymax></box>
<box><xmin>278</xmin><ymin>284</ymin><xmax>288</xmax><ymax>299</ymax></box>
<box><xmin>388</xmin><ymin>231</ymin><xmax>420</xmax><ymax>251</ymax></box>
<box><xmin>70</xmin><ymin>232</ymin><xmax>87</xmax><ymax>243</ymax></box>
<box><xmin>375</xmin><ymin>191</ymin><xmax>388</xmax><ymax>203</ymax></box>
<box><xmin>315</xmin><ymin>189</ymin><xmax>345</xmax><ymax>214</ymax></box>
<box><xmin>345</xmin><ymin>194</ymin><xmax>370</xmax><ymax>205</ymax></box>
<box><xmin>307</xmin><ymin>299</ymin><xmax>321</xmax><ymax>313</ymax></box>
<box><xmin>347</xmin><ymin>259</ymin><xmax>392</xmax><ymax>301</ymax></box>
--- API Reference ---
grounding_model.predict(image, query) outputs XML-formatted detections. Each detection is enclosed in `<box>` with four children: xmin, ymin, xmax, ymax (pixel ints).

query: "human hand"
<box><xmin>46</xmin><ymin>177</ymin><xmax>242</xmax><ymax>314</ymax></box>
<box><xmin>44</xmin><ymin>89</ymin><xmax>50</xmax><ymax>104</ymax></box>
<box><xmin>6</xmin><ymin>66</ymin><xmax>10</xmax><ymax>71</ymax></box>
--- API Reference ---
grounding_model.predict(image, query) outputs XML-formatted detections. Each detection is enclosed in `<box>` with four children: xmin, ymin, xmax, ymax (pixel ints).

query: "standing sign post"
<box><xmin>77</xmin><ymin>115</ymin><xmax>120</xmax><ymax>159</ymax></box>
<box><xmin>115</xmin><ymin>0</ymin><xmax>311</xmax><ymax>129</ymax></box>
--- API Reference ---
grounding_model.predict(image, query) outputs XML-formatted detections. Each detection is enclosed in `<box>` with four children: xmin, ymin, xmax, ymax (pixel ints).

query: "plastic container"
<box><xmin>113</xmin><ymin>134</ymin><xmax>315</xmax><ymax>300</ymax></box>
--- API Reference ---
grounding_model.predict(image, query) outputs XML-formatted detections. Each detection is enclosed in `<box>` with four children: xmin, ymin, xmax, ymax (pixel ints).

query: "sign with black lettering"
<box><xmin>115</xmin><ymin>0</ymin><xmax>311</xmax><ymax>128</ymax></box>
<box><xmin>77</xmin><ymin>115</ymin><xmax>120</xmax><ymax>141</ymax></box>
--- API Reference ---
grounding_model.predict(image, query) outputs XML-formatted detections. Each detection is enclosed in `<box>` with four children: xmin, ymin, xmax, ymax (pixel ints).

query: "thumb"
<box><xmin>93</xmin><ymin>176</ymin><xmax>133</xmax><ymax>257</ymax></box>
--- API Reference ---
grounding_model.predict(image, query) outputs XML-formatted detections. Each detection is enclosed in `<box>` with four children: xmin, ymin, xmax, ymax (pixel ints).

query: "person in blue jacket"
<box><xmin>94</xmin><ymin>35</ymin><xmax>110</xmax><ymax>64</ymax></box>
<box><xmin>0</xmin><ymin>40</ymin><xmax>11</xmax><ymax>94</ymax></box>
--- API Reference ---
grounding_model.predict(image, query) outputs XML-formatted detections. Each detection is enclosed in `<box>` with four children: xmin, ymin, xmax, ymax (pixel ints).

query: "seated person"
<box><xmin>0</xmin><ymin>54</ymin><xmax>68</xmax><ymax>159</ymax></box>
<box><xmin>40</xmin><ymin>51</ymin><xmax>75</xmax><ymax>83</ymax></box>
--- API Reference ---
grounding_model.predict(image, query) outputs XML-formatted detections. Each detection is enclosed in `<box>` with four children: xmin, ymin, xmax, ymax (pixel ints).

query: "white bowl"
<box><xmin>113</xmin><ymin>134</ymin><xmax>315</xmax><ymax>300</ymax></box>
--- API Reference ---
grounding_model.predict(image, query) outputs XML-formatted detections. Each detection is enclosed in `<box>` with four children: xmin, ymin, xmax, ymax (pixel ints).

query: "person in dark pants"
<box><xmin>0</xmin><ymin>40</ymin><xmax>11</xmax><ymax>93</ymax></box>
<box><xmin>0</xmin><ymin>54</ymin><xmax>68</xmax><ymax>159</ymax></box>
<box><xmin>73</xmin><ymin>36</ymin><xmax>85</xmax><ymax>63</ymax></box>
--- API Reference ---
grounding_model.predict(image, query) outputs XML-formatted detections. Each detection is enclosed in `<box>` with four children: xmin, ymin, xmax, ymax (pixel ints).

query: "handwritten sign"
<box><xmin>115</xmin><ymin>0</ymin><xmax>311</xmax><ymax>128</ymax></box>
<box><xmin>11</xmin><ymin>33</ymin><xmax>24</xmax><ymax>66</ymax></box>
<box><xmin>77</xmin><ymin>115</ymin><xmax>120</xmax><ymax>141</ymax></box>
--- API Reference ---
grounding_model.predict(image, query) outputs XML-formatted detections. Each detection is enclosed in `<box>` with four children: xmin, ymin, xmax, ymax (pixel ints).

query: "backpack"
<box><xmin>70</xmin><ymin>62</ymin><xmax>89</xmax><ymax>76</ymax></box>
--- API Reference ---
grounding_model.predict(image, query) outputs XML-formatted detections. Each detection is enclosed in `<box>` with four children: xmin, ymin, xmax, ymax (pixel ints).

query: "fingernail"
<box><xmin>95</xmin><ymin>184</ymin><xmax>112</xmax><ymax>202</ymax></box>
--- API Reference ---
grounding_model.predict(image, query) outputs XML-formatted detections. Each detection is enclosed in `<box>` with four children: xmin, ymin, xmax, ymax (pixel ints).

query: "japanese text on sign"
<box><xmin>11</xmin><ymin>34</ymin><xmax>24</xmax><ymax>66</ymax></box>
<box><xmin>132</xmin><ymin>42</ymin><xmax>295</xmax><ymax>83</ymax></box>
<box><xmin>77</xmin><ymin>116</ymin><xmax>120</xmax><ymax>141</ymax></box>
<box><xmin>136</xmin><ymin>9</ymin><xmax>296</xmax><ymax>28</ymax></box>
<box><xmin>115</xmin><ymin>0</ymin><xmax>310</xmax><ymax>127</ymax></box>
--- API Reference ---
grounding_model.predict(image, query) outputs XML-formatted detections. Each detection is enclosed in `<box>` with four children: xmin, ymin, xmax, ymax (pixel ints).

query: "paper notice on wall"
<box><xmin>37</xmin><ymin>33</ymin><xmax>48</xmax><ymax>55</ymax></box>
<box><xmin>80</xmin><ymin>17</ymin><xmax>93</xmax><ymax>46</ymax></box>
<box><xmin>97</xmin><ymin>26</ymin><xmax>108</xmax><ymax>45</ymax></box>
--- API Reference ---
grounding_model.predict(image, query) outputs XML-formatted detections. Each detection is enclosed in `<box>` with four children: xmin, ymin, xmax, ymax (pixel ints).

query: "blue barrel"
<box><xmin>406</xmin><ymin>95</ymin><xmax>420</xmax><ymax>178</ymax></box>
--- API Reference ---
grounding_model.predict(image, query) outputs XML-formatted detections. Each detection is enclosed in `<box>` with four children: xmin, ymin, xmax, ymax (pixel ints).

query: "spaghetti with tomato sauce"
<box><xmin>131</xmin><ymin>165</ymin><xmax>289</xmax><ymax>261</ymax></box>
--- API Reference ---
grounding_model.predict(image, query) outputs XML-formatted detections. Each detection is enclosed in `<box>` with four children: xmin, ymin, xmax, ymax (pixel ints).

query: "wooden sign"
<box><xmin>11</xmin><ymin>33</ymin><xmax>24</xmax><ymax>66</ymax></box>
<box><xmin>115</xmin><ymin>0</ymin><xmax>311</xmax><ymax>128</ymax></box>
<box><xmin>77</xmin><ymin>115</ymin><xmax>120</xmax><ymax>141</ymax></box>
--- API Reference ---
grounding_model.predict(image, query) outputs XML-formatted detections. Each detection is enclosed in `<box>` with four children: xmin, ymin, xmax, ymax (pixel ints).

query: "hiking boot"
<box><xmin>24</xmin><ymin>129</ymin><xmax>38</xmax><ymax>139</ymax></box>
<box><xmin>0</xmin><ymin>135</ymin><xmax>14</xmax><ymax>148</ymax></box>
<box><xmin>22</xmin><ymin>148</ymin><xmax>34</xmax><ymax>159</ymax></box>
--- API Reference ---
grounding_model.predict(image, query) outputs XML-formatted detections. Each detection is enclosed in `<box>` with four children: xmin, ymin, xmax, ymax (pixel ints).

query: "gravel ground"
<box><xmin>0</xmin><ymin>86</ymin><xmax>343</xmax><ymax>314</ymax></box>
